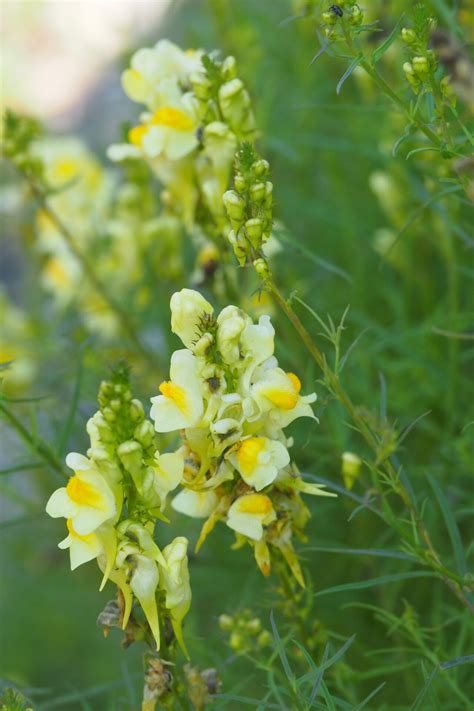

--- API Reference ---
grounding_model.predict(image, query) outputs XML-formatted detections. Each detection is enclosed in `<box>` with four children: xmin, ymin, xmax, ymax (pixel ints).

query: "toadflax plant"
<box><xmin>2</xmin><ymin>4</ymin><xmax>473</xmax><ymax>707</ymax></box>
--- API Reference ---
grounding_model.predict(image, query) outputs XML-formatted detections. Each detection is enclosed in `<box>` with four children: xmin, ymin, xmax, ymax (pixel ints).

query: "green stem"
<box><xmin>0</xmin><ymin>401</ymin><xmax>66</xmax><ymax>478</ymax></box>
<box><xmin>264</xmin><ymin>273</ymin><xmax>473</xmax><ymax>614</ymax></box>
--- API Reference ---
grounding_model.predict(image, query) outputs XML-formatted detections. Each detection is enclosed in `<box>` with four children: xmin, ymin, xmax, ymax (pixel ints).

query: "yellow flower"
<box><xmin>151</xmin><ymin>450</ymin><xmax>185</xmax><ymax>506</ymax></box>
<box><xmin>171</xmin><ymin>489</ymin><xmax>219</xmax><ymax>518</ymax></box>
<box><xmin>58</xmin><ymin>520</ymin><xmax>117</xmax><ymax>578</ymax></box>
<box><xmin>46</xmin><ymin>453</ymin><xmax>117</xmax><ymax>535</ymax></box>
<box><xmin>170</xmin><ymin>288</ymin><xmax>214</xmax><ymax>350</ymax></box>
<box><xmin>150</xmin><ymin>349</ymin><xmax>204</xmax><ymax>432</ymax></box>
<box><xmin>122</xmin><ymin>40</ymin><xmax>203</xmax><ymax>109</ymax></box>
<box><xmin>228</xmin><ymin>436</ymin><xmax>290</xmax><ymax>491</ymax></box>
<box><xmin>160</xmin><ymin>537</ymin><xmax>192</xmax><ymax>656</ymax></box>
<box><xmin>251</xmin><ymin>367</ymin><xmax>317</xmax><ymax>428</ymax></box>
<box><xmin>226</xmin><ymin>494</ymin><xmax>276</xmax><ymax>541</ymax></box>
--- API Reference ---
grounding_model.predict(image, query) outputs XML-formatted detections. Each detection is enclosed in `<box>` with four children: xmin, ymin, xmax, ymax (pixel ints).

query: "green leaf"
<box><xmin>427</xmin><ymin>474</ymin><xmax>467</xmax><ymax>577</ymax></box>
<box><xmin>336</xmin><ymin>54</ymin><xmax>363</xmax><ymax>95</ymax></box>
<box><xmin>410</xmin><ymin>665</ymin><xmax>438</xmax><ymax>711</ymax></box>
<box><xmin>372</xmin><ymin>14</ymin><xmax>405</xmax><ymax>64</ymax></box>
<box><xmin>315</xmin><ymin>571</ymin><xmax>436</xmax><ymax>597</ymax></box>
<box><xmin>354</xmin><ymin>682</ymin><xmax>386</xmax><ymax>710</ymax></box>
<box><xmin>269</xmin><ymin>611</ymin><xmax>294</xmax><ymax>684</ymax></box>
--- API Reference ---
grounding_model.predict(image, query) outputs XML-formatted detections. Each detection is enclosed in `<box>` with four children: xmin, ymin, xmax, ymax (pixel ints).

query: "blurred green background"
<box><xmin>1</xmin><ymin>0</ymin><xmax>473</xmax><ymax>708</ymax></box>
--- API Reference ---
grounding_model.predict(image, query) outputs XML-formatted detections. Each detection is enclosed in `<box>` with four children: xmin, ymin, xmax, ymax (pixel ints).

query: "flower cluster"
<box><xmin>29</xmin><ymin>135</ymin><xmax>184</xmax><ymax>337</ymax></box>
<box><xmin>108</xmin><ymin>40</ymin><xmax>256</xmax><ymax>235</ymax></box>
<box><xmin>150</xmin><ymin>289</ymin><xmax>334</xmax><ymax>585</ymax></box>
<box><xmin>223</xmin><ymin>142</ymin><xmax>273</xmax><ymax>265</ymax></box>
<box><xmin>45</xmin><ymin>367</ymin><xmax>191</xmax><ymax>652</ymax></box>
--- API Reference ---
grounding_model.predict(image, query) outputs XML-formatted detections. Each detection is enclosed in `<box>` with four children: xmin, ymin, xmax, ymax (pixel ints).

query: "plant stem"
<box><xmin>264</xmin><ymin>272</ymin><xmax>473</xmax><ymax>614</ymax></box>
<box><xmin>0</xmin><ymin>401</ymin><xmax>66</xmax><ymax>478</ymax></box>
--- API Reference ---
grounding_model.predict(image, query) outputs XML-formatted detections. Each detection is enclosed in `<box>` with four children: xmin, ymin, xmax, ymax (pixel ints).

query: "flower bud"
<box><xmin>229</xmin><ymin>631</ymin><xmax>245</xmax><ymax>651</ymax></box>
<box><xmin>245</xmin><ymin>218</ymin><xmax>264</xmax><ymax>246</ymax></box>
<box><xmin>412</xmin><ymin>56</ymin><xmax>430</xmax><ymax>80</ymax></box>
<box><xmin>341</xmin><ymin>451</ymin><xmax>362</xmax><ymax>490</ymax></box>
<box><xmin>134</xmin><ymin>420</ymin><xmax>155</xmax><ymax>448</ymax></box>
<box><xmin>257</xmin><ymin>630</ymin><xmax>271</xmax><ymax>648</ymax></box>
<box><xmin>234</xmin><ymin>174</ymin><xmax>247</xmax><ymax>192</ymax></box>
<box><xmin>228</xmin><ymin>229</ymin><xmax>248</xmax><ymax>266</ymax></box>
<box><xmin>401</xmin><ymin>28</ymin><xmax>417</xmax><ymax>46</ymax></box>
<box><xmin>246</xmin><ymin>617</ymin><xmax>262</xmax><ymax>635</ymax></box>
<box><xmin>223</xmin><ymin>189</ymin><xmax>246</xmax><ymax>224</ymax></box>
<box><xmin>190</xmin><ymin>71</ymin><xmax>211</xmax><ymax>100</ymax></box>
<box><xmin>250</xmin><ymin>182</ymin><xmax>266</xmax><ymax>202</ymax></box>
<box><xmin>170</xmin><ymin>288</ymin><xmax>214</xmax><ymax>350</ymax></box>
<box><xmin>194</xmin><ymin>332</ymin><xmax>214</xmax><ymax>357</ymax></box>
<box><xmin>129</xmin><ymin>398</ymin><xmax>145</xmax><ymax>423</ymax></box>
<box><xmin>117</xmin><ymin>440</ymin><xmax>143</xmax><ymax>477</ymax></box>
<box><xmin>253</xmin><ymin>258</ymin><xmax>270</xmax><ymax>280</ymax></box>
<box><xmin>252</xmin><ymin>159</ymin><xmax>269</xmax><ymax>177</ymax></box>
<box><xmin>221</xmin><ymin>55</ymin><xmax>237</xmax><ymax>81</ymax></box>
<box><xmin>219</xmin><ymin>613</ymin><xmax>233</xmax><ymax>631</ymax></box>
<box><xmin>322</xmin><ymin>10</ymin><xmax>338</xmax><ymax>25</ymax></box>
<box><xmin>348</xmin><ymin>4</ymin><xmax>363</xmax><ymax>25</ymax></box>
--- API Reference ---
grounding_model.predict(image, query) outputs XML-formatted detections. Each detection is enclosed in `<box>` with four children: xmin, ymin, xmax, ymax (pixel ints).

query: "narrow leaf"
<box><xmin>428</xmin><ymin>474</ymin><xmax>467</xmax><ymax>577</ymax></box>
<box><xmin>336</xmin><ymin>54</ymin><xmax>363</xmax><ymax>95</ymax></box>
<box><xmin>372</xmin><ymin>13</ymin><xmax>405</xmax><ymax>63</ymax></box>
<box><xmin>315</xmin><ymin>571</ymin><xmax>435</xmax><ymax>597</ymax></box>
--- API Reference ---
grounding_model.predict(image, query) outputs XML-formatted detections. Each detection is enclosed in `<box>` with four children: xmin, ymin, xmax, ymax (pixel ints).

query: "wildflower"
<box><xmin>226</xmin><ymin>494</ymin><xmax>276</xmax><ymax>540</ymax></box>
<box><xmin>122</xmin><ymin>40</ymin><xmax>203</xmax><ymax>110</ymax></box>
<box><xmin>150</xmin><ymin>289</ymin><xmax>334</xmax><ymax>584</ymax></box>
<box><xmin>160</xmin><ymin>537</ymin><xmax>192</xmax><ymax>653</ymax></box>
<box><xmin>170</xmin><ymin>288</ymin><xmax>214</xmax><ymax>350</ymax></box>
<box><xmin>228</xmin><ymin>437</ymin><xmax>290</xmax><ymax>491</ymax></box>
<box><xmin>46</xmin><ymin>453</ymin><xmax>117</xmax><ymax>535</ymax></box>
<box><xmin>150</xmin><ymin>349</ymin><xmax>204</xmax><ymax>432</ymax></box>
<box><xmin>341</xmin><ymin>451</ymin><xmax>362</xmax><ymax>490</ymax></box>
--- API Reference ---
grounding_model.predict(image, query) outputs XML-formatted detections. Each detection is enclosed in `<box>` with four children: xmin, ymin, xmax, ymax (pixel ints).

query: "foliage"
<box><xmin>1</xmin><ymin>0</ymin><xmax>473</xmax><ymax>709</ymax></box>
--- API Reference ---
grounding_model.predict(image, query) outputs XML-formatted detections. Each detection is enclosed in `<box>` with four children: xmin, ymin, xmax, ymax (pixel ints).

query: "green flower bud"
<box><xmin>322</xmin><ymin>10</ymin><xmax>338</xmax><ymax>25</ymax></box>
<box><xmin>129</xmin><ymin>398</ymin><xmax>145</xmax><ymax>422</ymax></box>
<box><xmin>194</xmin><ymin>332</ymin><xmax>214</xmax><ymax>357</ymax></box>
<box><xmin>134</xmin><ymin>419</ymin><xmax>155</xmax><ymax>448</ymax></box>
<box><xmin>253</xmin><ymin>258</ymin><xmax>270</xmax><ymax>280</ymax></box>
<box><xmin>219</xmin><ymin>614</ymin><xmax>233</xmax><ymax>631</ymax></box>
<box><xmin>412</xmin><ymin>55</ymin><xmax>430</xmax><ymax>80</ymax></box>
<box><xmin>234</xmin><ymin>174</ymin><xmax>247</xmax><ymax>192</ymax></box>
<box><xmin>252</xmin><ymin>159</ymin><xmax>269</xmax><ymax>177</ymax></box>
<box><xmin>228</xmin><ymin>229</ymin><xmax>248</xmax><ymax>266</ymax></box>
<box><xmin>246</xmin><ymin>618</ymin><xmax>262</xmax><ymax>635</ymax></box>
<box><xmin>223</xmin><ymin>189</ymin><xmax>246</xmax><ymax>223</ymax></box>
<box><xmin>190</xmin><ymin>71</ymin><xmax>212</xmax><ymax>101</ymax></box>
<box><xmin>117</xmin><ymin>440</ymin><xmax>143</xmax><ymax>477</ymax></box>
<box><xmin>401</xmin><ymin>27</ymin><xmax>417</xmax><ymax>46</ymax></box>
<box><xmin>221</xmin><ymin>55</ymin><xmax>237</xmax><ymax>81</ymax></box>
<box><xmin>257</xmin><ymin>630</ymin><xmax>272</xmax><ymax>648</ymax></box>
<box><xmin>250</xmin><ymin>181</ymin><xmax>266</xmax><ymax>202</ymax></box>
<box><xmin>348</xmin><ymin>4</ymin><xmax>363</xmax><ymax>25</ymax></box>
<box><xmin>229</xmin><ymin>631</ymin><xmax>245</xmax><ymax>651</ymax></box>
<box><xmin>245</xmin><ymin>218</ymin><xmax>264</xmax><ymax>246</ymax></box>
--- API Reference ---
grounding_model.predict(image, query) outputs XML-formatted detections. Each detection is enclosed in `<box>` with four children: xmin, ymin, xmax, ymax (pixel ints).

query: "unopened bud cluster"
<box><xmin>320</xmin><ymin>2</ymin><xmax>363</xmax><ymax>39</ymax></box>
<box><xmin>223</xmin><ymin>143</ymin><xmax>273</xmax><ymax>265</ymax></box>
<box><xmin>219</xmin><ymin>610</ymin><xmax>271</xmax><ymax>655</ymax></box>
<box><xmin>401</xmin><ymin>21</ymin><xmax>439</xmax><ymax>96</ymax></box>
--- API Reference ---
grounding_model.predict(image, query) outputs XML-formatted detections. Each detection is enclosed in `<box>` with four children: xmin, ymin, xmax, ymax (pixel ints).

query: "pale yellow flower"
<box><xmin>226</xmin><ymin>494</ymin><xmax>276</xmax><ymax>541</ymax></box>
<box><xmin>46</xmin><ymin>453</ymin><xmax>117</xmax><ymax>535</ymax></box>
<box><xmin>150</xmin><ymin>349</ymin><xmax>204</xmax><ymax>432</ymax></box>
<box><xmin>228</xmin><ymin>436</ymin><xmax>290</xmax><ymax>491</ymax></box>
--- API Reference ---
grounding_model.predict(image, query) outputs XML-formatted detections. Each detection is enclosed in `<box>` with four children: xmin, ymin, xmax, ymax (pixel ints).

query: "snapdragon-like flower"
<box><xmin>150</xmin><ymin>289</ymin><xmax>335</xmax><ymax>584</ymax></box>
<box><xmin>108</xmin><ymin>42</ymin><xmax>255</xmax><ymax>231</ymax></box>
<box><xmin>46</xmin><ymin>367</ymin><xmax>192</xmax><ymax>653</ymax></box>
